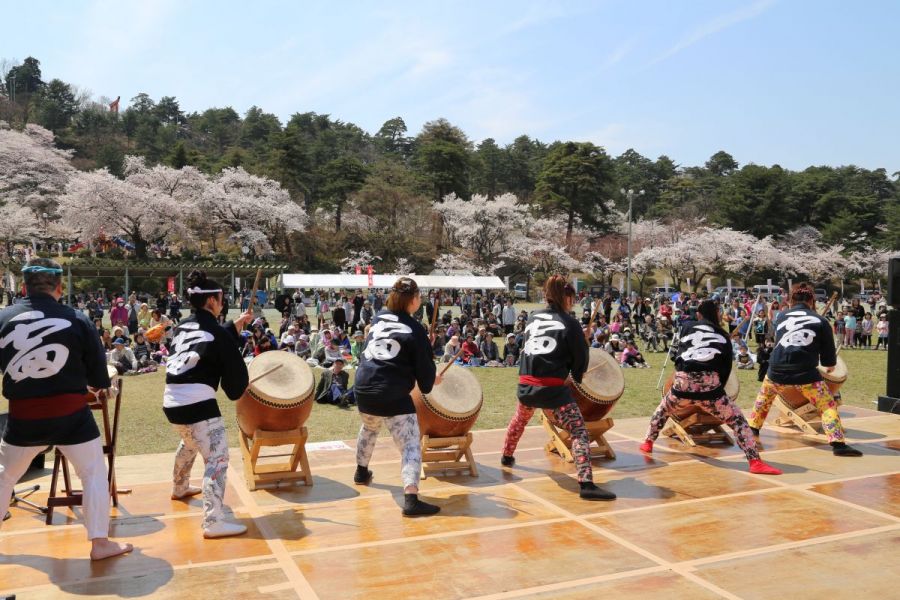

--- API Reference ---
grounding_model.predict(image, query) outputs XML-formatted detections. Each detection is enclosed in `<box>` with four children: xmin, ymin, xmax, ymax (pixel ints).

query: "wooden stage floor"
<box><xmin>2</xmin><ymin>406</ymin><xmax>899</xmax><ymax>599</ymax></box>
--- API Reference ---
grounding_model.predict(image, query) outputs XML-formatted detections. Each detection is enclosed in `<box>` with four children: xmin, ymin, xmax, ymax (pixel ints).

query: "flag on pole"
<box><xmin>355</xmin><ymin>265</ymin><xmax>361</xmax><ymax>275</ymax></box>
<box><xmin>367</xmin><ymin>265</ymin><xmax>374</xmax><ymax>287</ymax></box>
<box><xmin>706</xmin><ymin>279</ymin><xmax>713</xmax><ymax>293</ymax></box>
<box><xmin>727</xmin><ymin>278</ymin><xmax>732</xmax><ymax>293</ymax></box>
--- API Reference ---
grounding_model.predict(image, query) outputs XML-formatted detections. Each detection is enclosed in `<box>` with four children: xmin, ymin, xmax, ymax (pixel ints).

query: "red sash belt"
<box><xmin>8</xmin><ymin>393</ymin><xmax>91</xmax><ymax>420</ymax></box>
<box><xmin>519</xmin><ymin>375</ymin><xmax>567</xmax><ymax>387</ymax></box>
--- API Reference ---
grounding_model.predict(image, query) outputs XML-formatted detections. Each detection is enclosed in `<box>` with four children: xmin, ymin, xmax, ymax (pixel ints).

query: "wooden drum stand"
<box><xmin>541</xmin><ymin>413</ymin><xmax>617</xmax><ymax>462</ymax></box>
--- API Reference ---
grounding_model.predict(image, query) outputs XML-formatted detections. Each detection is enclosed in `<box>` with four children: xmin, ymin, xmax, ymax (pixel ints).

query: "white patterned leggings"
<box><xmin>356</xmin><ymin>413</ymin><xmax>421</xmax><ymax>489</ymax></box>
<box><xmin>171</xmin><ymin>417</ymin><xmax>229</xmax><ymax>531</ymax></box>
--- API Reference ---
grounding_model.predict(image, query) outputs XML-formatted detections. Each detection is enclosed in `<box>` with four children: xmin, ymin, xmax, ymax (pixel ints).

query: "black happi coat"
<box><xmin>353</xmin><ymin>309</ymin><xmax>436</xmax><ymax>417</ymax></box>
<box><xmin>0</xmin><ymin>293</ymin><xmax>110</xmax><ymax>446</ymax></box>
<box><xmin>517</xmin><ymin>308</ymin><xmax>588</xmax><ymax>409</ymax></box>
<box><xmin>672</xmin><ymin>319</ymin><xmax>733</xmax><ymax>400</ymax></box>
<box><xmin>768</xmin><ymin>304</ymin><xmax>836</xmax><ymax>385</ymax></box>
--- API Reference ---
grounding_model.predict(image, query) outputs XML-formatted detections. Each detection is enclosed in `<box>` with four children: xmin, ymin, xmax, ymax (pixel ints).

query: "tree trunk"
<box><xmin>335</xmin><ymin>199</ymin><xmax>342</xmax><ymax>232</ymax></box>
<box><xmin>566</xmin><ymin>208</ymin><xmax>575</xmax><ymax>252</ymax></box>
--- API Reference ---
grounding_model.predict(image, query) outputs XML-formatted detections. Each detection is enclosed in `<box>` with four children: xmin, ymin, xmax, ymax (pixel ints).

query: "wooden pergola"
<box><xmin>55</xmin><ymin>258</ymin><xmax>290</xmax><ymax>303</ymax></box>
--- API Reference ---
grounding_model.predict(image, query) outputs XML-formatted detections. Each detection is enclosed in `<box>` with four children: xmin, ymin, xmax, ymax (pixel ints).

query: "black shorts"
<box><xmin>2</xmin><ymin>405</ymin><xmax>100</xmax><ymax>447</ymax></box>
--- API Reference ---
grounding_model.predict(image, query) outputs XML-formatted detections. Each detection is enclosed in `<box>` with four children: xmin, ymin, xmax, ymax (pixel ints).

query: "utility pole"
<box><xmin>620</xmin><ymin>188</ymin><xmax>645</xmax><ymax>301</ymax></box>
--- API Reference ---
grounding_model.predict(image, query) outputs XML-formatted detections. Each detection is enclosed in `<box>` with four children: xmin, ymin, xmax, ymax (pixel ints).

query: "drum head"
<box><xmin>820</xmin><ymin>356</ymin><xmax>847</xmax><ymax>383</ymax></box>
<box><xmin>425</xmin><ymin>364</ymin><xmax>482</xmax><ymax>419</ymax></box>
<box><xmin>725</xmin><ymin>371</ymin><xmax>740</xmax><ymax>399</ymax></box>
<box><xmin>248</xmin><ymin>351</ymin><xmax>313</xmax><ymax>406</ymax></box>
<box><xmin>578</xmin><ymin>348</ymin><xmax>625</xmax><ymax>401</ymax></box>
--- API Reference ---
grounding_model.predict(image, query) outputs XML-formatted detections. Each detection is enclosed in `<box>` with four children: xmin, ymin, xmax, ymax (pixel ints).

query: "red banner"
<box><xmin>167</xmin><ymin>276</ymin><xmax>176</xmax><ymax>293</ymax></box>
<box><xmin>367</xmin><ymin>265</ymin><xmax>374</xmax><ymax>287</ymax></box>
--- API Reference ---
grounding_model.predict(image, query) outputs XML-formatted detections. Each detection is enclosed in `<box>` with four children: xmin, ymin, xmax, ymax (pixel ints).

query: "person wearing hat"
<box><xmin>314</xmin><ymin>357</ymin><xmax>353</xmax><ymax>406</ymax></box>
<box><xmin>110</xmin><ymin>297</ymin><xmax>129</xmax><ymax>330</ymax></box>
<box><xmin>502</xmin><ymin>332</ymin><xmax>520</xmax><ymax>366</ymax></box>
<box><xmin>163</xmin><ymin>270</ymin><xmax>254</xmax><ymax>539</ymax></box>
<box><xmin>604</xmin><ymin>333</ymin><xmax>624</xmax><ymax>358</ymax></box>
<box><xmin>352</xmin><ymin>276</ymin><xmax>441</xmax><ymax>517</ymax></box>
<box><xmin>0</xmin><ymin>258</ymin><xmax>133</xmax><ymax>560</ymax></box>
<box><xmin>109</xmin><ymin>337</ymin><xmax>138</xmax><ymax>374</ymax></box>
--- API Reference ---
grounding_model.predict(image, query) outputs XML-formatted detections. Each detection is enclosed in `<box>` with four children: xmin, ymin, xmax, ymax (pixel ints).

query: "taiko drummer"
<box><xmin>501</xmin><ymin>275</ymin><xmax>616</xmax><ymax>501</ymax></box>
<box><xmin>638</xmin><ymin>300</ymin><xmax>782</xmax><ymax>475</ymax></box>
<box><xmin>163</xmin><ymin>270</ymin><xmax>254</xmax><ymax>538</ymax></box>
<box><xmin>352</xmin><ymin>277</ymin><xmax>443</xmax><ymax>517</ymax></box>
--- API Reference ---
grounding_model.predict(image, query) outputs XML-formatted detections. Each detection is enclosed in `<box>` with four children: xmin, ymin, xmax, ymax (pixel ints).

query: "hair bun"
<box><xmin>186</xmin><ymin>269</ymin><xmax>207</xmax><ymax>288</ymax></box>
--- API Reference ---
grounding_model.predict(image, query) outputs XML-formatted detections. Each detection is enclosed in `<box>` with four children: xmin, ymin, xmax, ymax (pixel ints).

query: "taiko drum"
<box><xmin>235</xmin><ymin>351</ymin><xmax>315</xmax><ymax>436</ymax></box>
<box><xmin>543</xmin><ymin>348</ymin><xmax>624</xmax><ymax>423</ymax></box>
<box><xmin>412</xmin><ymin>364</ymin><xmax>483</xmax><ymax>437</ymax></box>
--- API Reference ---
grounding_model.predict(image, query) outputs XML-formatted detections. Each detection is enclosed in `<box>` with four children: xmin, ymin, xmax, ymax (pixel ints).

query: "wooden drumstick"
<box><xmin>439</xmin><ymin>347</ymin><xmax>465</xmax><ymax>377</ymax></box>
<box><xmin>248</xmin><ymin>363</ymin><xmax>283</xmax><ymax>385</ymax></box>
<box><xmin>248</xmin><ymin>267</ymin><xmax>263</xmax><ymax>311</ymax></box>
<box><xmin>820</xmin><ymin>291</ymin><xmax>839</xmax><ymax>316</ymax></box>
<box><xmin>429</xmin><ymin>289</ymin><xmax>441</xmax><ymax>339</ymax></box>
<box><xmin>585</xmin><ymin>301</ymin><xmax>599</xmax><ymax>342</ymax></box>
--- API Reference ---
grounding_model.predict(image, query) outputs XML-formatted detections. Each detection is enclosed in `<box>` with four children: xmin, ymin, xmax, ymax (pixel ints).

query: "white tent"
<box><xmin>280</xmin><ymin>273</ymin><xmax>506</xmax><ymax>290</ymax></box>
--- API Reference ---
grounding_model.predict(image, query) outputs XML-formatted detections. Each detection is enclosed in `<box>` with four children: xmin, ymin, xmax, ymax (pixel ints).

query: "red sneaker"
<box><xmin>749</xmin><ymin>459</ymin><xmax>782</xmax><ymax>475</ymax></box>
<box><xmin>638</xmin><ymin>440</ymin><xmax>653</xmax><ymax>454</ymax></box>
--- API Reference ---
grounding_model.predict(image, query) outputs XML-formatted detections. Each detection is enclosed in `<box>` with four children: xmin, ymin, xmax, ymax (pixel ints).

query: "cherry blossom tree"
<box><xmin>0</xmin><ymin>122</ymin><xmax>74</xmax><ymax>217</ymax></box>
<box><xmin>341</xmin><ymin>250</ymin><xmax>381</xmax><ymax>273</ymax></box>
<box><xmin>434</xmin><ymin>252</ymin><xmax>478</xmax><ymax>275</ymax></box>
<box><xmin>200</xmin><ymin>166</ymin><xmax>308</xmax><ymax>256</ymax></box>
<box><xmin>435</xmin><ymin>192</ymin><xmax>529</xmax><ymax>272</ymax></box>
<box><xmin>0</xmin><ymin>204</ymin><xmax>40</xmax><ymax>257</ymax></box>
<box><xmin>58</xmin><ymin>169</ymin><xmax>184</xmax><ymax>259</ymax></box>
<box><xmin>392</xmin><ymin>257</ymin><xmax>414</xmax><ymax>274</ymax></box>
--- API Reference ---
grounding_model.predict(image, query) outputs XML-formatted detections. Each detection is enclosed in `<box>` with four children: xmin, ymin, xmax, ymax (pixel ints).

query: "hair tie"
<box><xmin>186</xmin><ymin>286</ymin><xmax>223</xmax><ymax>296</ymax></box>
<box><xmin>22</xmin><ymin>265</ymin><xmax>63</xmax><ymax>274</ymax></box>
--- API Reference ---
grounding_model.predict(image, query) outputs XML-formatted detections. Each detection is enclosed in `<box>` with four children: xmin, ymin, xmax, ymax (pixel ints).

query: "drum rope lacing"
<box><xmin>246</xmin><ymin>386</ymin><xmax>309</xmax><ymax>410</ymax></box>
<box><xmin>421</xmin><ymin>395</ymin><xmax>482</xmax><ymax>422</ymax></box>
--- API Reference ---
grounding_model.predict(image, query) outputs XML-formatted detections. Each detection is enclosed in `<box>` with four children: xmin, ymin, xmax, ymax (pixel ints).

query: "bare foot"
<box><xmin>171</xmin><ymin>486</ymin><xmax>202</xmax><ymax>500</ymax></box>
<box><xmin>90</xmin><ymin>538</ymin><xmax>133</xmax><ymax>561</ymax></box>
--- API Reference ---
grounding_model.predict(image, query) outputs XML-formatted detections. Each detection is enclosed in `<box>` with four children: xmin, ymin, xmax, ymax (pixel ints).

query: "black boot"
<box><xmin>831</xmin><ymin>442</ymin><xmax>863</xmax><ymax>457</ymax></box>
<box><xmin>353</xmin><ymin>465</ymin><xmax>373</xmax><ymax>484</ymax></box>
<box><xmin>500</xmin><ymin>455</ymin><xmax>515</xmax><ymax>467</ymax></box>
<box><xmin>579</xmin><ymin>481</ymin><xmax>616</xmax><ymax>501</ymax></box>
<box><xmin>402</xmin><ymin>493</ymin><xmax>440</xmax><ymax>517</ymax></box>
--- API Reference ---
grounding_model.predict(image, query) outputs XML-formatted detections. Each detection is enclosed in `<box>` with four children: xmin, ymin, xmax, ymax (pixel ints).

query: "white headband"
<box><xmin>186</xmin><ymin>287</ymin><xmax>223</xmax><ymax>296</ymax></box>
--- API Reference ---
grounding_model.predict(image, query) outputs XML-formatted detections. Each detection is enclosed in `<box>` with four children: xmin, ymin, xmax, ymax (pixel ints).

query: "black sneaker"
<box><xmin>500</xmin><ymin>455</ymin><xmax>515</xmax><ymax>467</ymax></box>
<box><xmin>831</xmin><ymin>442</ymin><xmax>863</xmax><ymax>457</ymax></box>
<box><xmin>353</xmin><ymin>465</ymin><xmax>373</xmax><ymax>484</ymax></box>
<box><xmin>579</xmin><ymin>482</ymin><xmax>616</xmax><ymax>501</ymax></box>
<box><xmin>402</xmin><ymin>494</ymin><xmax>440</xmax><ymax>517</ymax></box>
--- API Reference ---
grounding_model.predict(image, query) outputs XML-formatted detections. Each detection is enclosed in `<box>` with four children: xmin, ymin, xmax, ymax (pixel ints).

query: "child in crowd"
<box><xmin>755</xmin><ymin>338</ymin><xmax>773</xmax><ymax>382</ymax></box>
<box><xmin>620</xmin><ymin>341</ymin><xmax>649</xmax><ymax>368</ymax></box>
<box><xmin>875</xmin><ymin>314</ymin><xmax>889</xmax><ymax>350</ymax></box>
<box><xmin>843</xmin><ymin>311</ymin><xmax>857</xmax><ymax>347</ymax></box>
<box><xmin>736</xmin><ymin>345</ymin><xmax>754</xmax><ymax>370</ymax></box>
<box><xmin>861</xmin><ymin>313</ymin><xmax>874</xmax><ymax>349</ymax></box>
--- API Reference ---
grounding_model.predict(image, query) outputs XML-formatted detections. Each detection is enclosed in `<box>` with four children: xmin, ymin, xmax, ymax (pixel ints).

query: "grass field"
<box><xmin>0</xmin><ymin>305</ymin><xmax>889</xmax><ymax>455</ymax></box>
<box><xmin>0</xmin><ymin>346</ymin><xmax>885</xmax><ymax>456</ymax></box>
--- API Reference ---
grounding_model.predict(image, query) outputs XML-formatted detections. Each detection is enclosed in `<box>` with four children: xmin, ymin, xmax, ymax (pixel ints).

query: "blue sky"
<box><xmin>5</xmin><ymin>0</ymin><xmax>899</xmax><ymax>171</ymax></box>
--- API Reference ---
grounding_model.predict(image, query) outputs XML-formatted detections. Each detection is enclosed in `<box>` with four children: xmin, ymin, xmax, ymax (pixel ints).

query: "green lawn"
<box><xmin>1</xmin><ymin>346</ymin><xmax>886</xmax><ymax>456</ymax></box>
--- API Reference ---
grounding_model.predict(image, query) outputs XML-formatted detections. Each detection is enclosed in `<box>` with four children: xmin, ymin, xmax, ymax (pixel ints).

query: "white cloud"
<box><xmin>649</xmin><ymin>0</ymin><xmax>777</xmax><ymax>67</ymax></box>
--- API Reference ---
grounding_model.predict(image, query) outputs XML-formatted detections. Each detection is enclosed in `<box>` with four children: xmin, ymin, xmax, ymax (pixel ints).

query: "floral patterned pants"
<box><xmin>646</xmin><ymin>371</ymin><xmax>760</xmax><ymax>461</ymax></box>
<box><xmin>171</xmin><ymin>417</ymin><xmax>229</xmax><ymax>531</ymax></box>
<box><xmin>503</xmin><ymin>401</ymin><xmax>593</xmax><ymax>483</ymax></box>
<box><xmin>750</xmin><ymin>378</ymin><xmax>845</xmax><ymax>443</ymax></box>
<box><xmin>356</xmin><ymin>412</ymin><xmax>421</xmax><ymax>489</ymax></box>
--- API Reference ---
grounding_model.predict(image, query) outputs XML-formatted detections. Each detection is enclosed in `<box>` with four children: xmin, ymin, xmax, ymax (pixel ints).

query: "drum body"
<box><xmin>820</xmin><ymin>356</ymin><xmax>847</xmax><ymax>399</ymax></box>
<box><xmin>413</xmin><ymin>364</ymin><xmax>483</xmax><ymax>437</ymax></box>
<box><xmin>663</xmin><ymin>371</ymin><xmax>740</xmax><ymax>420</ymax></box>
<box><xmin>544</xmin><ymin>348</ymin><xmax>624</xmax><ymax>423</ymax></box>
<box><xmin>779</xmin><ymin>356</ymin><xmax>847</xmax><ymax>409</ymax></box>
<box><xmin>236</xmin><ymin>351</ymin><xmax>315</xmax><ymax>436</ymax></box>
